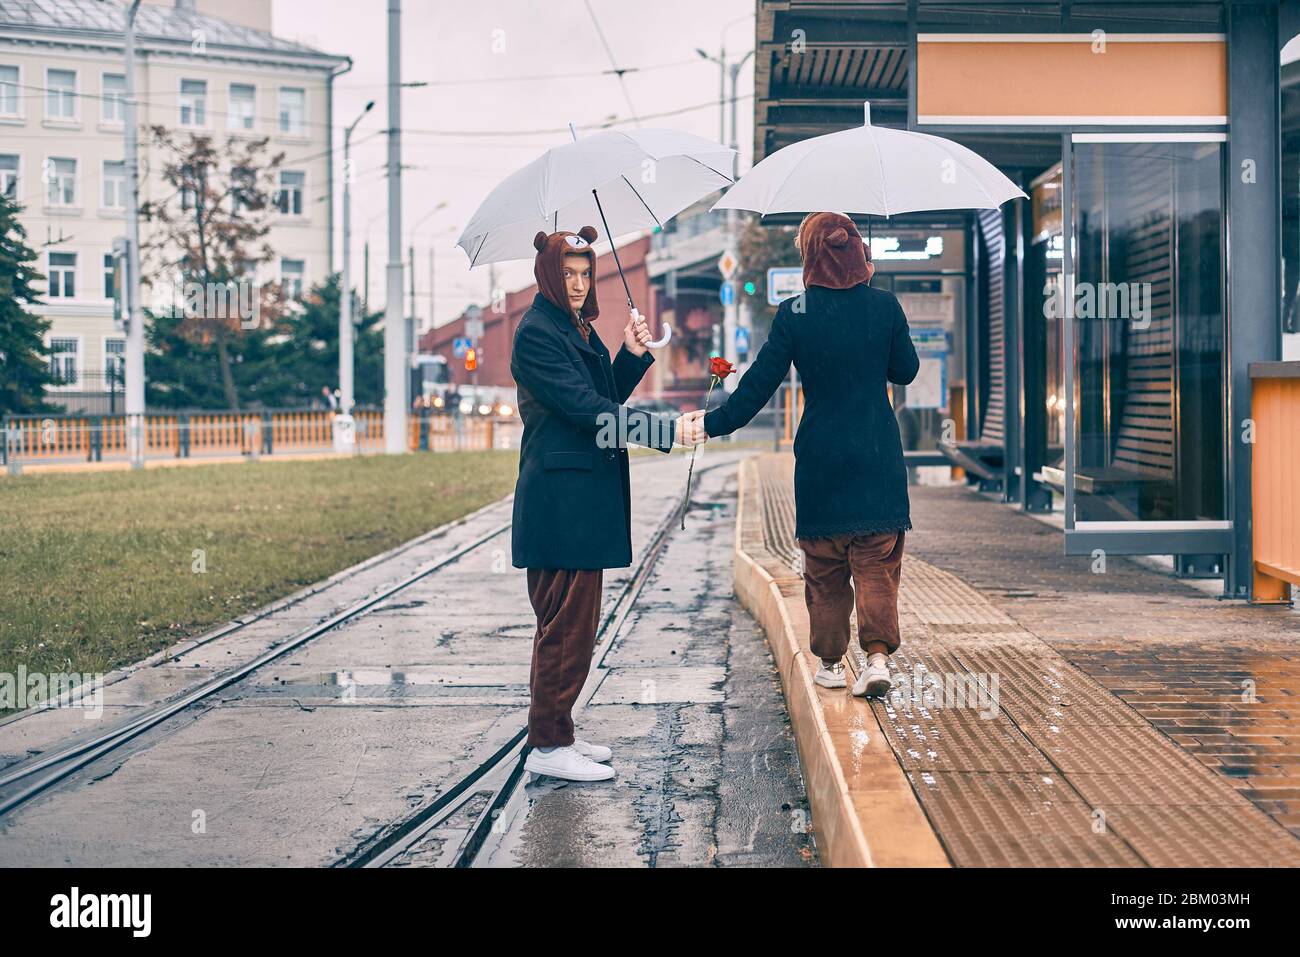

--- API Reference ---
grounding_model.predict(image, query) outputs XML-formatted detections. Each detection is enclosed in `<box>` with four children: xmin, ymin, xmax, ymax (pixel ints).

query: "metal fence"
<box><xmin>1</xmin><ymin>407</ymin><xmax>520</xmax><ymax>473</ymax></box>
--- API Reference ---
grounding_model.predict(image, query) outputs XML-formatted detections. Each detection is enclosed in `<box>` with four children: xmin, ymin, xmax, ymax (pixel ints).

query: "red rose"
<box><xmin>710</xmin><ymin>356</ymin><xmax>736</xmax><ymax>379</ymax></box>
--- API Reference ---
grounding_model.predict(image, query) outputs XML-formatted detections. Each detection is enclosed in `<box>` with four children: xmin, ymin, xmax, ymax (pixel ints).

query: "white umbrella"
<box><xmin>457</xmin><ymin>127</ymin><xmax>733</xmax><ymax>348</ymax></box>
<box><xmin>457</xmin><ymin>126</ymin><xmax>734</xmax><ymax>267</ymax></box>
<box><xmin>712</xmin><ymin>102</ymin><xmax>1025</xmax><ymax>218</ymax></box>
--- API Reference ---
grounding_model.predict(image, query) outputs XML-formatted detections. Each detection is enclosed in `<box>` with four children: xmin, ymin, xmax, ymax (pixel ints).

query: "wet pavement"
<box><xmin>470</xmin><ymin>465</ymin><xmax>815</xmax><ymax>868</ymax></box>
<box><xmin>0</xmin><ymin>448</ymin><xmax>814</xmax><ymax>868</ymax></box>
<box><xmin>749</xmin><ymin>454</ymin><xmax>1300</xmax><ymax>867</ymax></box>
<box><xmin>905</xmin><ymin>484</ymin><xmax>1300</xmax><ymax>845</ymax></box>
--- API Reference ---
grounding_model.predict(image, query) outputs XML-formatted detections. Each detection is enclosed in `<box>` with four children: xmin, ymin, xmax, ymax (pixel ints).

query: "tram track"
<box><xmin>0</xmin><ymin>454</ymin><xmax>732</xmax><ymax>837</ymax></box>
<box><xmin>336</xmin><ymin>483</ymin><xmax>693</xmax><ymax>868</ymax></box>
<box><xmin>0</xmin><ymin>517</ymin><xmax>515</xmax><ymax>819</ymax></box>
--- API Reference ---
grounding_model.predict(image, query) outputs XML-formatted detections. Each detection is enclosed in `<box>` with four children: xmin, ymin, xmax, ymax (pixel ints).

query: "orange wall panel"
<box><xmin>917</xmin><ymin>36</ymin><xmax>1227</xmax><ymax>123</ymax></box>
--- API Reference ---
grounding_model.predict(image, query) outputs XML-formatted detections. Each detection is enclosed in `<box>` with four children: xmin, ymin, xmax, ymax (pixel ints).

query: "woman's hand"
<box><xmin>674</xmin><ymin>410</ymin><xmax>708</xmax><ymax>446</ymax></box>
<box><xmin>623</xmin><ymin>308</ymin><xmax>652</xmax><ymax>357</ymax></box>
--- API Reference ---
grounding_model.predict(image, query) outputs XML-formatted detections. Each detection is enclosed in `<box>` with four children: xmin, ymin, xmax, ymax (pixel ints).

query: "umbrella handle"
<box><xmin>644</xmin><ymin>319</ymin><xmax>672</xmax><ymax>350</ymax></box>
<box><xmin>631</xmin><ymin>306</ymin><xmax>672</xmax><ymax>349</ymax></box>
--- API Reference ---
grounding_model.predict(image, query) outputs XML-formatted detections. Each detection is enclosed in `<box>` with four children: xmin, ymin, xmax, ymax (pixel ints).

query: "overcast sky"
<box><xmin>273</xmin><ymin>0</ymin><xmax>755</xmax><ymax>329</ymax></box>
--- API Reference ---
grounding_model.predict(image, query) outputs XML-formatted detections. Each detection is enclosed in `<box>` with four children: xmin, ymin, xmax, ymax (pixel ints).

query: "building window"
<box><xmin>180</xmin><ymin>79</ymin><xmax>207</xmax><ymax>127</ymax></box>
<box><xmin>280</xmin><ymin>258</ymin><xmax>305</xmax><ymax>299</ymax></box>
<box><xmin>103</xmin><ymin>252</ymin><xmax>117</xmax><ymax>299</ymax></box>
<box><xmin>101</xmin><ymin>73</ymin><xmax>125</xmax><ymax>123</ymax></box>
<box><xmin>229</xmin><ymin>83</ymin><xmax>255</xmax><ymax>130</ymax></box>
<box><xmin>48</xmin><ymin>252</ymin><xmax>76</xmax><ymax>298</ymax></box>
<box><xmin>102</xmin><ymin>160</ymin><xmax>125</xmax><ymax>209</ymax></box>
<box><xmin>0</xmin><ymin>65</ymin><xmax>18</xmax><ymax>116</ymax></box>
<box><xmin>48</xmin><ymin>337</ymin><xmax>79</xmax><ymax>385</ymax></box>
<box><xmin>46</xmin><ymin>69</ymin><xmax>76</xmax><ymax>120</ymax></box>
<box><xmin>0</xmin><ymin>154</ymin><xmax>16</xmax><ymax>199</ymax></box>
<box><xmin>276</xmin><ymin>170</ymin><xmax>304</xmax><ymax>216</ymax></box>
<box><xmin>278</xmin><ymin>87</ymin><xmax>304</xmax><ymax>136</ymax></box>
<box><xmin>46</xmin><ymin>157</ymin><xmax>76</xmax><ymax>206</ymax></box>
<box><xmin>104</xmin><ymin>338</ymin><xmax>125</xmax><ymax>381</ymax></box>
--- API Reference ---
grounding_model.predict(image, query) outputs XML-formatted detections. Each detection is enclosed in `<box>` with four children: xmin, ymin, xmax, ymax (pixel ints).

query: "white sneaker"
<box><xmin>572</xmin><ymin>737</ymin><xmax>613</xmax><ymax>762</ymax></box>
<box><xmin>814</xmin><ymin>659</ymin><xmax>847</xmax><ymax>688</ymax></box>
<box><xmin>524</xmin><ymin>745</ymin><xmax>615</xmax><ymax>782</ymax></box>
<box><xmin>853</xmin><ymin>653</ymin><xmax>892</xmax><ymax>698</ymax></box>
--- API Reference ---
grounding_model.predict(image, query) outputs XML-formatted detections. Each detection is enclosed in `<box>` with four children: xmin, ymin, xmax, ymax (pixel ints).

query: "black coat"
<box><xmin>703</xmin><ymin>283</ymin><xmax>920</xmax><ymax>539</ymax></box>
<box><xmin>509</xmin><ymin>293</ymin><xmax>674</xmax><ymax>570</ymax></box>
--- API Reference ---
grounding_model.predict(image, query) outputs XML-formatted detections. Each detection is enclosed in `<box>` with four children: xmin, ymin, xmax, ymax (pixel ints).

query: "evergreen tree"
<box><xmin>144</xmin><ymin>273</ymin><xmax>383</xmax><ymax>410</ymax></box>
<box><xmin>0</xmin><ymin>193</ymin><xmax>55</xmax><ymax>415</ymax></box>
<box><xmin>265</xmin><ymin>273</ymin><xmax>385</xmax><ymax>408</ymax></box>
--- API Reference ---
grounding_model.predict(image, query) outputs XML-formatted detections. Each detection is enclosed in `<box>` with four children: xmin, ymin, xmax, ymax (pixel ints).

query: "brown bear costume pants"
<box><xmin>525</xmin><ymin>567</ymin><xmax>603</xmax><ymax>748</ymax></box>
<box><xmin>798</xmin><ymin>530</ymin><xmax>905</xmax><ymax>661</ymax></box>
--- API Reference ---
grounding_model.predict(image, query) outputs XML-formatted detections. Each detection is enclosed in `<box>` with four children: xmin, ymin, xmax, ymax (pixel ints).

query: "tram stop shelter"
<box><xmin>749</xmin><ymin>0</ymin><xmax>1300</xmax><ymax>600</ymax></box>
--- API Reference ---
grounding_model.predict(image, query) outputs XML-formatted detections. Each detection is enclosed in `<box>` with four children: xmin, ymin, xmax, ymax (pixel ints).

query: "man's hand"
<box><xmin>674</xmin><ymin>409</ymin><xmax>708</xmax><ymax>446</ymax></box>
<box><xmin>623</xmin><ymin>308</ymin><xmax>652</xmax><ymax>357</ymax></box>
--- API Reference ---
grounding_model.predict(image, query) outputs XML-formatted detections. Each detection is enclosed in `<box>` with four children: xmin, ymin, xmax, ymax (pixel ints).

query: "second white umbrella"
<box><xmin>713</xmin><ymin>103</ymin><xmax>1025</xmax><ymax>217</ymax></box>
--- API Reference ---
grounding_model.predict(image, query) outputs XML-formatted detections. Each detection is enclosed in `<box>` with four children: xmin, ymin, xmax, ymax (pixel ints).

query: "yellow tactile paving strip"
<box><xmin>741</xmin><ymin>453</ymin><xmax>1300</xmax><ymax>867</ymax></box>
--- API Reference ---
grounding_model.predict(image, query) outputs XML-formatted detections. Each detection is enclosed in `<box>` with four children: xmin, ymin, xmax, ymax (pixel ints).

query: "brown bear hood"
<box><xmin>799</xmin><ymin>211</ymin><xmax>870</xmax><ymax>290</ymax></box>
<box><xmin>533</xmin><ymin>226</ymin><xmax>600</xmax><ymax>321</ymax></box>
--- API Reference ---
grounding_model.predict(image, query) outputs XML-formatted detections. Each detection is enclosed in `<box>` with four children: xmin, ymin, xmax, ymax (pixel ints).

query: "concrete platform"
<box><xmin>736</xmin><ymin>453</ymin><xmax>1300</xmax><ymax>867</ymax></box>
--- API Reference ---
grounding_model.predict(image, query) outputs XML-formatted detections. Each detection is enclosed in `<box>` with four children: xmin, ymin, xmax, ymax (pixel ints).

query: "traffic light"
<box><xmin>743</xmin><ymin>280</ymin><xmax>756</xmax><ymax>296</ymax></box>
<box><xmin>464</xmin><ymin>347</ymin><xmax>477</xmax><ymax>372</ymax></box>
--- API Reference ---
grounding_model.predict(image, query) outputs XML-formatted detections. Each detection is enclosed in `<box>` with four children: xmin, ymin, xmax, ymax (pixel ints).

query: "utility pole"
<box><xmin>427</xmin><ymin>247</ymin><xmax>435</xmax><ymax>332</ymax></box>
<box><xmin>408</xmin><ymin>244</ymin><xmax>416</xmax><ymax>320</ymax></box>
<box><xmin>339</xmin><ymin>99</ymin><xmax>374</xmax><ymax>446</ymax></box>
<box><xmin>123</xmin><ymin>0</ymin><xmax>145</xmax><ymax>468</ymax></box>
<box><xmin>383</xmin><ymin>0</ymin><xmax>406</xmax><ymax>453</ymax></box>
<box><xmin>697</xmin><ymin>42</ymin><xmax>753</xmax><ymax>380</ymax></box>
<box><xmin>726</xmin><ymin>50</ymin><xmax>752</xmax><ymax>380</ymax></box>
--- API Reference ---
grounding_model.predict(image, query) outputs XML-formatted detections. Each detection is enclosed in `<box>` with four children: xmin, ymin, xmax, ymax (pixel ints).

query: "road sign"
<box><xmin>717</xmin><ymin>249</ymin><xmax>738</xmax><ymax>280</ymax></box>
<box><xmin>908</xmin><ymin>327</ymin><xmax>949</xmax><ymax>410</ymax></box>
<box><xmin>719</xmin><ymin>281</ymin><xmax>736</xmax><ymax>306</ymax></box>
<box><xmin>766</xmin><ymin>267</ymin><xmax>804</xmax><ymax>305</ymax></box>
<box><xmin>735</xmin><ymin>327</ymin><xmax>750</xmax><ymax>354</ymax></box>
<box><xmin>453</xmin><ymin>337</ymin><xmax>471</xmax><ymax>358</ymax></box>
<box><xmin>465</xmin><ymin>317</ymin><xmax>484</xmax><ymax>339</ymax></box>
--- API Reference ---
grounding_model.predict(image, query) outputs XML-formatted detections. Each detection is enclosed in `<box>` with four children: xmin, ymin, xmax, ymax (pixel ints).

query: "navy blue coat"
<box><xmin>704</xmin><ymin>283</ymin><xmax>920</xmax><ymax>539</ymax></box>
<box><xmin>509</xmin><ymin>293</ymin><xmax>675</xmax><ymax>570</ymax></box>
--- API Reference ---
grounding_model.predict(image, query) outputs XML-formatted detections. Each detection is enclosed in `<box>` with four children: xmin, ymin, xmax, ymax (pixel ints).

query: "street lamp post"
<box><xmin>338</xmin><ymin>99</ymin><xmax>374</xmax><ymax>449</ymax></box>
<box><xmin>383</xmin><ymin>0</ymin><xmax>405</xmax><ymax>454</ymax></box>
<box><xmin>697</xmin><ymin>37</ymin><xmax>753</xmax><ymax>378</ymax></box>
<box><xmin>123</xmin><ymin>0</ymin><xmax>144</xmax><ymax>467</ymax></box>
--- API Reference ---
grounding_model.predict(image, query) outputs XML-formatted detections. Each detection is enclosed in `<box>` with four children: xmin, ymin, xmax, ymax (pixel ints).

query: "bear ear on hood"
<box><xmin>533</xmin><ymin>231</ymin><xmax>548</xmax><ymax>252</ymax></box>
<box><xmin>577</xmin><ymin>225</ymin><xmax>598</xmax><ymax>244</ymax></box>
<box><xmin>826</xmin><ymin>227</ymin><xmax>849</xmax><ymax>248</ymax></box>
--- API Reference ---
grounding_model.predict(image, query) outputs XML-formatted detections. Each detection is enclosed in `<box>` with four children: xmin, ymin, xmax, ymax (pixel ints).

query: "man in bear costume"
<box><xmin>510</xmin><ymin>225</ymin><xmax>704</xmax><ymax>782</ymax></box>
<box><xmin>701</xmin><ymin>211</ymin><xmax>919</xmax><ymax>699</ymax></box>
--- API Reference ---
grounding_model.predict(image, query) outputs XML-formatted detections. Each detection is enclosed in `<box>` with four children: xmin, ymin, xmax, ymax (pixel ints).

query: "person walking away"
<box><xmin>699</xmin><ymin>211</ymin><xmax>918</xmax><ymax>697</ymax></box>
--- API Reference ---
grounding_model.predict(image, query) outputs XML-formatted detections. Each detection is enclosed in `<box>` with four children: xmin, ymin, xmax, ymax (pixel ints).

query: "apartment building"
<box><xmin>0</xmin><ymin>0</ymin><xmax>349</xmax><ymax>410</ymax></box>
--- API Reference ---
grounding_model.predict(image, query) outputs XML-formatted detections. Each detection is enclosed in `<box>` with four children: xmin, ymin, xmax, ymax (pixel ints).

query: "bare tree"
<box><xmin>140</xmin><ymin>129</ymin><xmax>288</xmax><ymax>410</ymax></box>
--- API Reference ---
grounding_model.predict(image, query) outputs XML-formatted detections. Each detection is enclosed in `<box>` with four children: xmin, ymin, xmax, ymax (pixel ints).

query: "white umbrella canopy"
<box><xmin>712</xmin><ymin>103</ymin><xmax>1025</xmax><ymax>217</ymax></box>
<box><xmin>457</xmin><ymin>127</ymin><xmax>735</xmax><ymax>266</ymax></box>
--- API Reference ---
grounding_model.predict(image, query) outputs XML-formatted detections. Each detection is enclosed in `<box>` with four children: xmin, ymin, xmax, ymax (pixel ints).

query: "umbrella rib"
<box><xmin>620</xmin><ymin>175</ymin><xmax>663</xmax><ymax>228</ymax></box>
<box><xmin>765</xmin><ymin>144</ymin><xmax>824</xmax><ymax>214</ymax></box>
<box><xmin>870</xmin><ymin>129</ymin><xmax>890</xmax><ymax>218</ymax></box>
<box><xmin>469</xmin><ymin>233</ymin><xmax>489</xmax><ymax>269</ymax></box>
<box><xmin>682</xmin><ymin>154</ymin><xmax>735</xmax><ymax>185</ymax></box>
<box><xmin>933</xmin><ymin>136</ymin><xmax>999</xmax><ymax>208</ymax></box>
